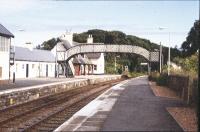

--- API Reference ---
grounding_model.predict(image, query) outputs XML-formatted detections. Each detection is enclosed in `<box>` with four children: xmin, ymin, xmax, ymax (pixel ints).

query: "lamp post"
<box><xmin>168</xmin><ymin>32</ymin><xmax>171</xmax><ymax>75</ymax></box>
<box><xmin>159</xmin><ymin>42</ymin><xmax>162</xmax><ymax>73</ymax></box>
<box><xmin>158</xmin><ymin>27</ymin><xmax>165</xmax><ymax>73</ymax></box>
<box><xmin>158</xmin><ymin>27</ymin><xmax>170</xmax><ymax>75</ymax></box>
<box><xmin>115</xmin><ymin>55</ymin><xmax>120</xmax><ymax>73</ymax></box>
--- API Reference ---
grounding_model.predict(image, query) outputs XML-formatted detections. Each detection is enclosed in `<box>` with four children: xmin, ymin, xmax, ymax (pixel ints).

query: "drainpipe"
<box><xmin>8</xmin><ymin>38</ymin><xmax>11</xmax><ymax>82</ymax></box>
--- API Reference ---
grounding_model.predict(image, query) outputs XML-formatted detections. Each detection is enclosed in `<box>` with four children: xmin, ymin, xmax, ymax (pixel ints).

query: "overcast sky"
<box><xmin>0</xmin><ymin>0</ymin><xmax>199</xmax><ymax>48</ymax></box>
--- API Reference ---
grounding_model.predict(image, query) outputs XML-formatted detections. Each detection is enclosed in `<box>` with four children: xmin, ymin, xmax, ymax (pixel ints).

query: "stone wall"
<box><xmin>0</xmin><ymin>75</ymin><xmax>121</xmax><ymax>110</ymax></box>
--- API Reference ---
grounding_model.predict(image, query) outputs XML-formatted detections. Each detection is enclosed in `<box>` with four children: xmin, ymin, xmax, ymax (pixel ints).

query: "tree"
<box><xmin>41</xmin><ymin>38</ymin><xmax>60</xmax><ymax>50</ymax></box>
<box><xmin>181</xmin><ymin>20</ymin><xmax>200</xmax><ymax>56</ymax></box>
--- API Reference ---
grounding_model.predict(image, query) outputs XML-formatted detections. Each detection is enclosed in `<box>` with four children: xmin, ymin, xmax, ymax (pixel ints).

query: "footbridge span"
<box><xmin>57</xmin><ymin>44</ymin><xmax>159</xmax><ymax>62</ymax></box>
<box><xmin>56</xmin><ymin>44</ymin><xmax>159</xmax><ymax>76</ymax></box>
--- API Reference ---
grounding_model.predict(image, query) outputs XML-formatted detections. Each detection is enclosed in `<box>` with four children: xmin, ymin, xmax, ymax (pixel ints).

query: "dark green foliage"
<box><xmin>181</xmin><ymin>20</ymin><xmax>200</xmax><ymax>57</ymax></box>
<box><xmin>41</xmin><ymin>38</ymin><xmax>61</xmax><ymax>50</ymax></box>
<box><xmin>149</xmin><ymin>72</ymin><xmax>168</xmax><ymax>86</ymax></box>
<box><xmin>156</xmin><ymin>73</ymin><xmax>168</xmax><ymax>86</ymax></box>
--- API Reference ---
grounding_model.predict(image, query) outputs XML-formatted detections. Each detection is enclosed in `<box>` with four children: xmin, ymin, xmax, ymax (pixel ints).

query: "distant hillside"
<box><xmin>74</xmin><ymin>29</ymin><xmax>159</xmax><ymax>51</ymax></box>
<box><xmin>73</xmin><ymin>29</ymin><xmax>181</xmax><ymax>63</ymax></box>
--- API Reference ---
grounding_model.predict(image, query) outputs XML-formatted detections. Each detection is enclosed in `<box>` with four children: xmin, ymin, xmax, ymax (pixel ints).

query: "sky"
<box><xmin>0</xmin><ymin>0</ymin><xmax>199</xmax><ymax>48</ymax></box>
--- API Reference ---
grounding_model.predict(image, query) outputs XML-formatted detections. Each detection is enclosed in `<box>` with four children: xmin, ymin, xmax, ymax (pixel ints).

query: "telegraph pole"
<box><xmin>168</xmin><ymin>32</ymin><xmax>171</xmax><ymax>76</ymax></box>
<box><xmin>159</xmin><ymin>42</ymin><xmax>162</xmax><ymax>73</ymax></box>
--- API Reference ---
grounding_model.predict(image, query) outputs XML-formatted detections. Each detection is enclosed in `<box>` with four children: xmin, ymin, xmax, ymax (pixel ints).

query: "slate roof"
<box><xmin>56</xmin><ymin>40</ymin><xmax>72</xmax><ymax>51</ymax></box>
<box><xmin>86</xmin><ymin>53</ymin><xmax>101</xmax><ymax>59</ymax></box>
<box><xmin>0</xmin><ymin>24</ymin><xmax>14</xmax><ymax>38</ymax></box>
<box><xmin>62</xmin><ymin>40</ymin><xmax>72</xmax><ymax>49</ymax></box>
<box><xmin>72</xmin><ymin>55</ymin><xmax>92</xmax><ymax>65</ymax></box>
<box><xmin>72</xmin><ymin>57</ymin><xmax>81</xmax><ymax>64</ymax></box>
<box><xmin>14</xmin><ymin>46</ymin><xmax>55</xmax><ymax>62</ymax></box>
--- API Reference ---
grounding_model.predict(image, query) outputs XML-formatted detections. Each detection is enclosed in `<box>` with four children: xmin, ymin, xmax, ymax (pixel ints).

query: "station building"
<box><xmin>52</xmin><ymin>32</ymin><xmax>105</xmax><ymax>76</ymax></box>
<box><xmin>0</xmin><ymin>24</ymin><xmax>14</xmax><ymax>83</ymax></box>
<box><xmin>0</xmin><ymin>23</ymin><xmax>105</xmax><ymax>81</ymax></box>
<box><xmin>10</xmin><ymin>43</ymin><xmax>55</xmax><ymax>79</ymax></box>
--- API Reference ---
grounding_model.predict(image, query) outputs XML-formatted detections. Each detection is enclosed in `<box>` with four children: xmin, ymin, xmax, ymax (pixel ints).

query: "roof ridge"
<box><xmin>0</xmin><ymin>23</ymin><xmax>14</xmax><ymax>38</ymax></box>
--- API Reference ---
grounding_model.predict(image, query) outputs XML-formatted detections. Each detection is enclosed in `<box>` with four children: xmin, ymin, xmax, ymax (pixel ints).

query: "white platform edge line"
<box><xmin>54</xmin><ymin>79</ymin><xmax>131</xmax><ymax>132</ymax></box>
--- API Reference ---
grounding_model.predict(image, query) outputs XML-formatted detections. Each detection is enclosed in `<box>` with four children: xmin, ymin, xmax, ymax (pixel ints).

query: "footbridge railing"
<box><xmin>57</xmin><ymin>44</ymin><xmax>159</xmax><ymax>62</ymax></box>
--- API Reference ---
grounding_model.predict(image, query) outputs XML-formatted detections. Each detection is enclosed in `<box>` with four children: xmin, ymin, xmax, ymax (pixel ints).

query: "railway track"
<box><xmin>0</xmin><ymin>79</ymin><xmax>123</xmax><ymax>132</ymax></box>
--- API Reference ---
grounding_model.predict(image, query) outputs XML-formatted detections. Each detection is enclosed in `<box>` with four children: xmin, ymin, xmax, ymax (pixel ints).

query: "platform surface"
<box><xmin>101</xmin><ymin>76</ymin><xmax>185</xmax><ymax>131</ymax></box>
<box><xmin>0</xmin><ymin>75</ymin><xmax>119</xmax><ymax>92</ymax></box>
<box><xmin>55</xmin><ymin>76</ymin><xmax>185</xmax><ymax>131</ymax></box>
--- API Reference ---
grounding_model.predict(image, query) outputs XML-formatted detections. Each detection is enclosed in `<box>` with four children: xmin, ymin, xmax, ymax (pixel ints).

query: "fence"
<box><xmin>149</xmin><ymin>73</ymin><xmax>198</xmax><ymax>105</ymax></box>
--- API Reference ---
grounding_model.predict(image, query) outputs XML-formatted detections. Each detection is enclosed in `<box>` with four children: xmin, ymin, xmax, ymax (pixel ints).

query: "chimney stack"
<box><xmin>25</xmin><ymin>42</ymin><xmax>34</xmax><ymax>50</ymax></box>
<box><xmin>59</xmin><ymin>30</ymin><xmax>73</xmax><ymax>46</ymax></box>
<box><xmin>87</xmin><ymin>34</ymin><xmax>93</xmax><ymax>43</ymax></box>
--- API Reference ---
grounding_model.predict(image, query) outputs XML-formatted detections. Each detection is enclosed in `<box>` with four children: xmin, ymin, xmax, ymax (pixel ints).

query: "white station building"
<box><xmin>10</xmin><ymin>43</ymin><xmax>55</xmax><ymax>79</ymax></box>
<box><xmin>0</xmin><ymin>24</ymin><xmax>105</xmax><ymax>82</ymax></box>
<box><xmin>0</xmin><ymin>24</ymin><xmax>14</xmax><ymax>83</ymax></box>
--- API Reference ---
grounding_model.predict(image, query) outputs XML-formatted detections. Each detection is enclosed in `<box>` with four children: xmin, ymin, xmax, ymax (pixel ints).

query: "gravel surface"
<box><xmin>149</xmin><ymin>81</ymin><xmax>198</xmax><ymax>132</ymax></box>
<box><xmin>149</xmin><ymin>81</ymin><xmax>180</xmax><ymax>100</ymax></box>
<box><xmin>167</xmin><ymin>107</ymin><xmax>198</xmax><ymax>132</ymax></box>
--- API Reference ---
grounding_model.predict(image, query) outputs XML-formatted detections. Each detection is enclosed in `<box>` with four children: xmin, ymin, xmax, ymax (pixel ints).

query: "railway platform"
<box><xmin>55</xmin><ymin>76</ymin><xmax>185</xmax><ymax>131</ymax></box>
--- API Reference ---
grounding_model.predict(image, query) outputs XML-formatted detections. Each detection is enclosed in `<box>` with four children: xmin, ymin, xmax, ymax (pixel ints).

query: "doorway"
<box><xmin>46</xmin><ymin>64</ymin><xmax>48</xmax><ymax>77</ymax></box>
<box><xmin>26</xmin><ymin>64</ymin><xmax>29</xmax><ymax>78</ymax></box>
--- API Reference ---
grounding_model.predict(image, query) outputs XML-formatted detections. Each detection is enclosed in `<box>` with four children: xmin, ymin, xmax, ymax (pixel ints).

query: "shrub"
<box><xmin>127</xmin><ymin>71</ymin><xmax>146</xmax><ymax>78</ymax></box>
<box><xmin>148</xmin><ymin>71</ymin><xmax>160</xmax><ymax>81</ymax></box>
<box><xmin>156</xmin><ymin>73</ymin><xmax>168</xmax><ymax>86</ymax></box>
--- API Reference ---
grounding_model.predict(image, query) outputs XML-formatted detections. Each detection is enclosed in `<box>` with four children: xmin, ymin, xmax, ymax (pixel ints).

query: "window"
<box><xmin>0</xmin><ymin>36</ymin><xmax>10</xmax><ymax>52</ymax></box>
<box><xmin>94</xmin><ymin>65</ymin><xmax>97</xmax><ymax>70</ymax></box>
<box><xmin>51</xmin><ymin>64</ymin><xmax>53</xmax><ymax>71</ymax></box>
<box><xmin>16</xmin><ymin>63</ymin><xmax>18</xmax><ymax>72</ymax></box>
<box><xmin>22</xmin><ymin>64</ymin><xmax>24</xmax><ymax>69</ymax></box>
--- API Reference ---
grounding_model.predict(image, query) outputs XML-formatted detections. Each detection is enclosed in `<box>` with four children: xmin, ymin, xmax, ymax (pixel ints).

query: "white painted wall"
<box><xmin>0</xmin><ymin>37</ymin><xmax>11</xmax><ymax>80</ymax></box>
<box><xmin>0</xmin><ymin>52</ymin><xmax>10</xmax><ymax>80</ymax></box>
<box><xmin>10</xmin><ymin>61</ymin><xmax>55</xmax><ymax>79</ymax></box>
<box><xmin>89</xmin><ymin>53</ymin><xmax>105</xmax><ymax>74</ymax></box>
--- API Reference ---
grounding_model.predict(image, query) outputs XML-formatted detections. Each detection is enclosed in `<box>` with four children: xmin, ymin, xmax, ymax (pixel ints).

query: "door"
<box><xmin>26</xmin><ymin>64</ymin><xmax>29</xmax><ymax>78</ymax></box>
<box><xmin>46</xmin><ymin>64</ymin><xmax>48</xmax><ymax>77</ymax></box>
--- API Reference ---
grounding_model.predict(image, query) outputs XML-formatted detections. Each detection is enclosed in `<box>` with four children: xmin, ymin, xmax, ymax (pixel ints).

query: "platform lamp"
<box><xmin>115</xmin><ymin>55</ymin><xmax>120</xmax><ymax>73</ymax></box>
<box><xmin>158</xmin><ymin>27</ymin><xmax>166</xmax><ymax>73</ymax></box>
<box><xmin>158</xmin><ymin>27</ymin><xmax>171</xmax><ymax>75</ymax></box>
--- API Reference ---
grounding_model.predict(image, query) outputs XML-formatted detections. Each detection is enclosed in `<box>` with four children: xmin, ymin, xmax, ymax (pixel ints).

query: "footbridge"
<box><xmin>57</xmin><ymin>44</ymin><xmax>159</xmax><ymax>62</ymax></box>
<box><xmin>56</xmin><ymin>44</ymin><xmax>159</xmax><ymax>76</ymax></box>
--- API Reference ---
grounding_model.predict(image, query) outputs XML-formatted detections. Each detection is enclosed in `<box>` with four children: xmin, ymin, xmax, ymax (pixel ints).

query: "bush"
<box><xmin>148</xmin><ymin>71</ymin><xmax>160</xmax><ymax>81</ymax></box>
<box><xmin>148</xmin><ymin>72</ymin><xmax>168</xmax><ymax>86</ymax></box>
<box><xmin>156</xmin><ymin>73</ymin><xmax>168</xmax><ymax>86</ymax></box>
<box><xmin>127</xmin><ymin>72</ymin><xmax>146</xmax><ymax>78</ymax></box>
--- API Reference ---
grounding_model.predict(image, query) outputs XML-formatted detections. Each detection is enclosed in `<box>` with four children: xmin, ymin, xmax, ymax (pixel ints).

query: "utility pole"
<box><xmin>168</xmin><ymin>32</ymin><xmax>171</xmax><ymax>76</ymax></box>
<box><xmin>55</xmin><ymin>41</ymin><xmax>58</xmax><ymax>78</ymax></box>
<box><xmin>159</xmin><ymin>42</ymin><xmax>162</xmax><ymax>73</ymax></box>
<box><xmin>115</xmin><ymin>55</ymin><xmax>120</xmax><ymax>73</ymax></box>
<box><xmin>114</xmin><ymin>57</ymin><xmax>116</xmax><ymax>72</ymax></box>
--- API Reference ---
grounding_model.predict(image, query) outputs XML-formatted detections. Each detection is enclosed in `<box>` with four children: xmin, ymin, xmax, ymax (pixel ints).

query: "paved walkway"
<box><xmin>101</xmin><ymin>76</ymin><xmax>185</xmax><ymax>131</ymax></box>
<box><xmin>0</xmin><ymin>75</ymin><xmax>120</xmax><ymax>91</ymax></box>
<box><xmin>0</xmin><ymin>77</ymin><xmax>76</xmax><ymax>91</ymax></box>
<box><xmin>55</xmin><ymin>76</ymin><xmax>185</xmax><ymax>131</ymax></box>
